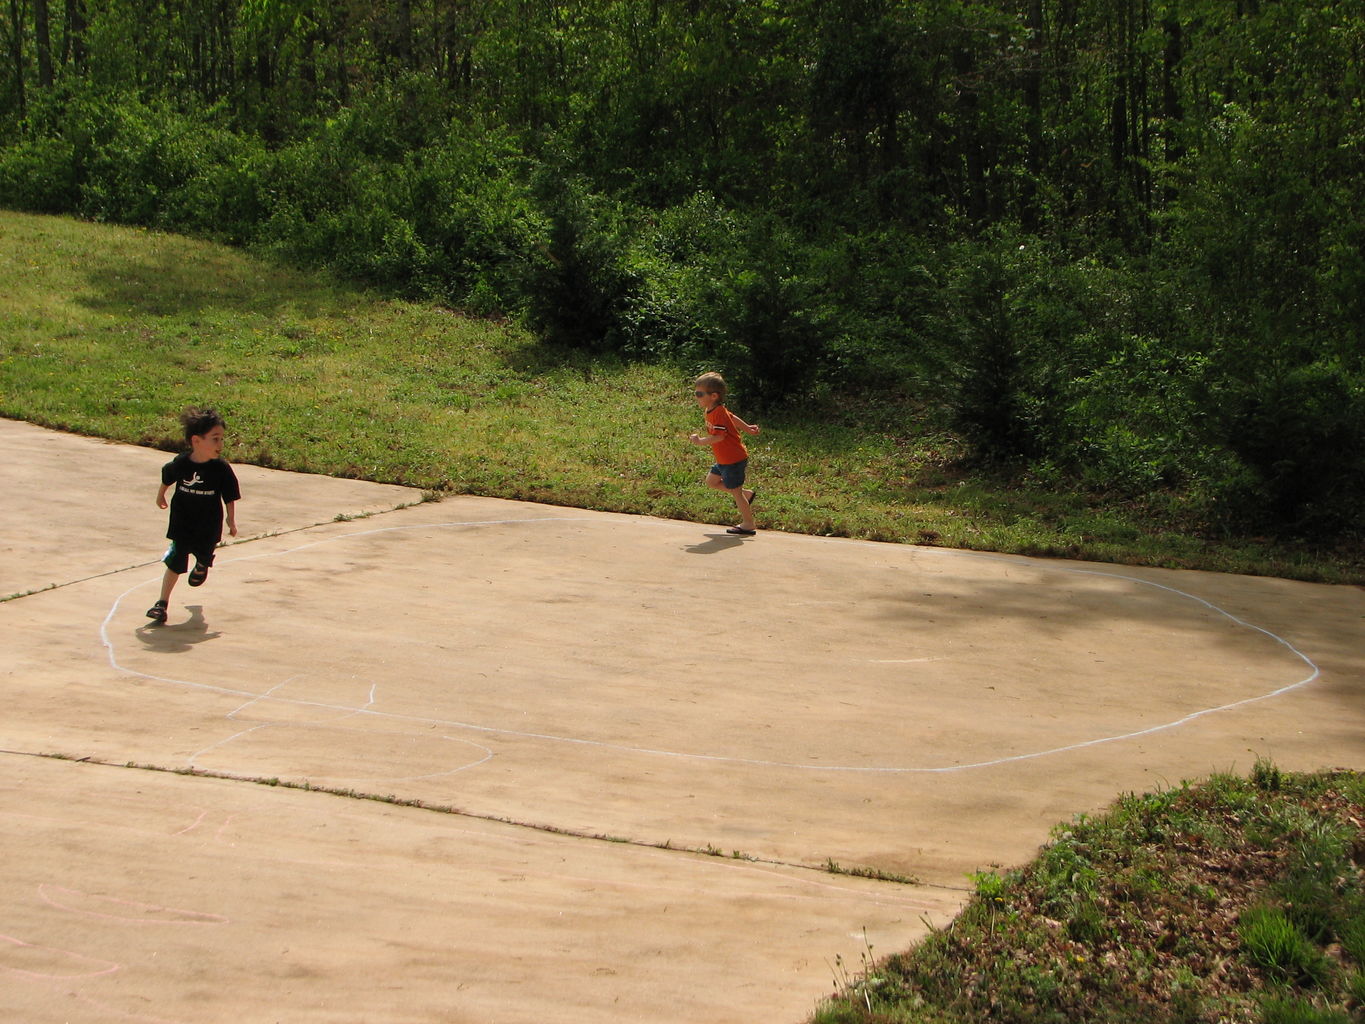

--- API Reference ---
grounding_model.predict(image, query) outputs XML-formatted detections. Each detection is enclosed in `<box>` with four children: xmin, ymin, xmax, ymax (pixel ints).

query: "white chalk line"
<box><xmin>184</xmin><ymin>669</ymin><xmax>495</xmax><ymax>782</ymax></box>
<box><xmin>99</xmin><ymin>515</ymin><xmax>1321</xmax><ymax>775</ymax></box>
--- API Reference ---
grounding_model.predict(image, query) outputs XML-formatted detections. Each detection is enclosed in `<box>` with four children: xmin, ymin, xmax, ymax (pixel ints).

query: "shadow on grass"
<box><xmin>74</xmin><ymin>249</ymin><xmax>355</xmax><ymax>321</ymax></box>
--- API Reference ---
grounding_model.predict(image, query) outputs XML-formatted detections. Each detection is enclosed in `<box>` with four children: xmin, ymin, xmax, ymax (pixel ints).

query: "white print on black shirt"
<box><xmin>179</xmin><ymin>472</ymin><xmax>216</xmax><ymax>496</ymax></box>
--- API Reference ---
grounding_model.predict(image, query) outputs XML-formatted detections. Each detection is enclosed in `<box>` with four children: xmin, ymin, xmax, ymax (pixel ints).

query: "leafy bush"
<box><xmin>74</xmin><ymin>99</ymin><xmax>211</xmax><ymax>226</ymax></box>
<box><xmin>255</xmin><ymin>114</ymin><xmax>538</xmax><ymax>312</ymax></box>
<box><xmin>520</xmin><ymin>172</ymin><xmax>638</xmax><ymax>352</ymax></box>
<box><xmin>1061</xmin><ymin>336</ymin><xmax>1215</xmax><ymax>494</ymax></box>
<box><xmin>620</xmin><ymin>192</ymin><xmax>742</xmax><ymax>363</ymax></box>
<box><xmin>1211</xmin><ymin>360</ymin><xmax>1365</xmax><ymax>539</ymax></box>
<box><xmin>707</xmin><ymin>252</ymin><xmax>833</xmax><ymax>411</ymax></box>
<box><xmin>938</xmin><ymin>236</ymin><xmax>1093</xmax><ymax>464</ymax></box>
<box><xmin>0</xmin><ymin>135</ymin><xmax>79</xmax><ymax>212</ymax></box>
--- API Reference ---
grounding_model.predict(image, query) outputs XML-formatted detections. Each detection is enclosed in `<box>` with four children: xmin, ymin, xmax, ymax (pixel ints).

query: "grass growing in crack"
<box><xmin>812</xmin><ymin>766</ymin><xmax>1365</xmax><ymax>1024</ymax></box>
<box><xmin>24</xmin><ymin>751</ymin><xmax>877</xmax><ymax>887</ymax></box>
<box><xmin>826</xmin><ymin>859</ymin><xmax>920</xmax><ymax>886</ymax></box>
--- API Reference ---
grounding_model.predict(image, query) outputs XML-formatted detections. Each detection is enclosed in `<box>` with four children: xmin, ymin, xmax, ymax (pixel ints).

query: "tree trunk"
<box><xmin>61</xmin><ymin>0</ymin><xmax>83</xmax><ymax>72</ymax></box>
<box><xmin>396</xmin><ymin>0</ymin><xmax>412</xmax><ymax>66</ymax></box>
<box><xmin>34</xmin><ymin>0</ymin><xmax>52</xmax><ymax>87</ymax></box>
<box><xmin>7</xmin><ymin>0</ymin><xmax>25</xmax><ymax>115</ymax></box>
<box><xmin>1020</xmin><ymin>0</ymin><xmax>1044</xmax><ymax>231</ymax></box>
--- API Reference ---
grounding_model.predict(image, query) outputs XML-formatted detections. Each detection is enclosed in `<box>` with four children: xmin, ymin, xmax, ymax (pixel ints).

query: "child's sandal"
<box><xmin>146</xmin><ymin>600</ymin><xmax>168</xmax><ymax>623</ymax></box>
<box><xmin>187</xmin><ymin>564</ymin><xmax>209</xmax><ymax>587</ymax></box>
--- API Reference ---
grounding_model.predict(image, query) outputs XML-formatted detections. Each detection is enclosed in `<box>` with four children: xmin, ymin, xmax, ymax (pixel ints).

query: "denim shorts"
<box><xmin>709</xmin><ymin>459</ymin><xmax>748</xmax><ymax>490</ymax></box>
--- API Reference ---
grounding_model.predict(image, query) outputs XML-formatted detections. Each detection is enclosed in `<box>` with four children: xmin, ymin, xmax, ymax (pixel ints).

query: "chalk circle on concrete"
<box><xmin>101</xmin><ymin>513</ymin><xmax>1319</xmax><ymax>781</ymax></box>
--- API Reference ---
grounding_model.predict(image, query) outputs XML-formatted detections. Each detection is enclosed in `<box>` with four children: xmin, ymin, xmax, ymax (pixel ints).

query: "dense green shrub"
<box><xmin>619</xmin><ymin>192</ymin><xmax>741</xmax><ymax>363</ymax></box>
<box><xmin>0</xmin><ymin>132</ymin><xmax>80</xmax><ymax>212</ymax></box>
<box><xmin>0</xmin><ymin>90</ymin><xmax>265</xmax><ymax>241</ymax></box>
<box><xmin>2</xmin><ymin>0</ymin><xmax>1362</xmax><ymax>546</ymax></box>
<box><xmin>1063</xmin><ymin>338</ymin><xmax>1215</xmax><ymax>494</ymax></box>
<box><xmin>249</xmin><ymin>111</ymin><xmax>539</xmax><ymax>311</ymax></box>
<box><xmin>520</xmin><ymin>172</ymin><xmax>638</xmax><ymax>352</ymax></box>
<box><xmin>938</xmin><ymin>237</ymin><xmax>1074</xmax><ymax>464</ymax></box>
<box><xmin>1210</xmin><ymin>360</ymin><xmax>1365</xmax><ymax>539</ymax></box>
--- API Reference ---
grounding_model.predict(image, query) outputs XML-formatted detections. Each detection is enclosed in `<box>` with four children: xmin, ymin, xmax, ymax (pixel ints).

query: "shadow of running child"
<box><xmin>684</xmin><ymin>533</ymin><xmax>750</xmax><ymax>555</ymax></box>
<box><xmin>135</xmin><ymin>604</ymin><xmax>221</xmax><ymax>653</ymax></box>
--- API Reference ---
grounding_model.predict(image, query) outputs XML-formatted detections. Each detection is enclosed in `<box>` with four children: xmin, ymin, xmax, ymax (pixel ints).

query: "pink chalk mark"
<box><xmin>0</xmin><ymin>933</ymin><xmax>120</xmax><ymax>979</ymax></box>
<box><xmin>214</xmin><ymin>814</ymin><xmax>237</xmax><ymax>844</ymax></box>
<box><xmin>170</xmin><ymin>809</ymin><xmax>208</xmax><ymax>836</ymax></box>
<box><xmin>39</xmin><ymin>885</ymin><xmax>229</xmax><ymax>926</ymax></box>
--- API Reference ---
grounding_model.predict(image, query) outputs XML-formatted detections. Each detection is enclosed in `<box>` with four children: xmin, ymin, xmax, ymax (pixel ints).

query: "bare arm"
<box><xmin>729</xmin><ymin>413</ymin><xmax>761</xmax><ymax>435</ymax></box>
<box><xmin>156</xmin><ymin>483</ymin><xmax>171</xmax><ymax>509</ymax></box>
<box><xmin>224</xmin><ymin>500</ymin><xmax>238</xmax><ymax>537</ymax></box>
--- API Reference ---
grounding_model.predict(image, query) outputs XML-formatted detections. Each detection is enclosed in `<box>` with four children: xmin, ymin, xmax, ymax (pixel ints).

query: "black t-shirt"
<box><xmin>162</xmin><ymin>454</ymin><xmax>241</xmax><ymax>544</ymax></box>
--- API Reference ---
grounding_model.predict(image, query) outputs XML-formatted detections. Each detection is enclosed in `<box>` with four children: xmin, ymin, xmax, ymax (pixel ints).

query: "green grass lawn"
<box><xmin>1</xmin><ymin>209</ymin><xmax>1358</xmax><ymax>583</ymax></box>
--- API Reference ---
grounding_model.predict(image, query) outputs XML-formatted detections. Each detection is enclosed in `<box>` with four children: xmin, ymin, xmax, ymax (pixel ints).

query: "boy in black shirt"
<box><xmin>146</xmin><ymin>408</ymin><xmax>241</xmax><ymax>623</ymax></box>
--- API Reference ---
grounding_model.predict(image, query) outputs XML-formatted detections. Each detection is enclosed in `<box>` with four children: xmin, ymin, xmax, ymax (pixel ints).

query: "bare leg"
<box><xmin>728</xmin><ymin>487</ymin><xmax>756</xmax><ymax>531</ymax></box>
<box><xmin>147</xmin><ymin>567</ymin><xmax>179</xmax><ymax>621</ymax></box>
<box><xmin>159</xmin><ymin>567</ymin><xmax>178</xmax><ymax>604</ymax></box>
<box><xmin>706</xmin><ymin>472</ymin><xmax>756</xmax><ymax>531</ymax></box>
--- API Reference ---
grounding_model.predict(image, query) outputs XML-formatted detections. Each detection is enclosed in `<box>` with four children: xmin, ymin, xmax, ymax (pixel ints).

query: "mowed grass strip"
<box><xmin>0</xmin><ymin>210</ymin><xmax>1355</xmax><ymax>582</ymax></box>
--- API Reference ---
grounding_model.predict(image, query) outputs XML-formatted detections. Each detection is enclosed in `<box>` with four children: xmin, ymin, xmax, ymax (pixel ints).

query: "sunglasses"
<box><xmin>694</xmin><ymin>390</ymin><xmax>712</xmax><ymax>397</ymax></box>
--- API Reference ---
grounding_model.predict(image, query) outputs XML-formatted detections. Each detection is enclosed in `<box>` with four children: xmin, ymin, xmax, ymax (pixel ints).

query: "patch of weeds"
<box><xmin>1258</xmin><ymin>995</ymin><xmax>1352</xmax><ymax>1024</ymax></box>
<box><xmin>1274</xmin><ymin>835</ymin><xmax>1354</xmax><ymax>944</ymax></box>
<box><xmin>825</xmin><ymin>931</ymin><xmax>886</xmax><ymax>1018</ymax></box>
<box><xmin>1239</xmin><ymin>906</ymin><xmax>1332</xmax><ymax>987</ymax></box>
<box><xmin>968</xmin><ymin>869</ymin><xmax>1014</xmax><ymax>940</ymax></box>
<box><xmin>1348</xmin><ymin>971</ymin><xmax>1365</xmax><ymax>1005</ymax></box>
<box><xmin>1253</xmin><ymin>757</ymin><xmax>1284</xmax><ymax>792</ymax></box>
<box><xmin>811</xmin><ymin>766</ymin><xmax>1365</xmax><ymax>1024</ymax></box>
<box><xmin>1340</xmin><ymin>905</ymin><xmax>1365</xmax><ymax>965</ymax></box>
<box><xmin>1033</xmin><ymin>835</ymin><xmax>1100</xmax><ymax>918</ymax></box>
<box><xmin>1064</xmin><ymin>895</ymin><xmax>1112</xmax><ymax>944</ymax></box>
<box><xmin>969</xmin><ymin>869</ymin><xmax>1009</xmax><ymax>903</ymax></box>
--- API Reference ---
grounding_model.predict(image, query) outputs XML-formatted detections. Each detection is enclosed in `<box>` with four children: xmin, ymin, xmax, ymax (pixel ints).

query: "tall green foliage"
<box><xmin>1</xmin><ymin>0</ymin><xmax>1362</xmax><ymax>541</ymax></box>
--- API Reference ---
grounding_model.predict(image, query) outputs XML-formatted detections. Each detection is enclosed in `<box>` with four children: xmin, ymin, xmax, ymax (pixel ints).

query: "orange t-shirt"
<box><xmin>705</xmin><ymin>404</ymin><xmax>749</xmax><ymax>465</ymax></box>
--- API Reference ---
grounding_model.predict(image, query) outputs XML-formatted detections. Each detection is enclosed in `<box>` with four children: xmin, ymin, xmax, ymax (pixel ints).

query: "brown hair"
<box><xmin>694</xmin><ymin>372</ymin><xmax>727</xmax><ymax>400</ymax></box>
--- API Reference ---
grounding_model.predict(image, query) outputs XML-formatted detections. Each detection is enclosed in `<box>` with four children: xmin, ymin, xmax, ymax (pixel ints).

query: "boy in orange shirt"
<box><xmin>689</xmin><ymin>372</ymin><xmax>761</xmax><ymax>535</ymax></box>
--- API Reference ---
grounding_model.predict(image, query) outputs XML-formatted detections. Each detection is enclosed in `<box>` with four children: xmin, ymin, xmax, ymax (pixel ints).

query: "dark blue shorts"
<box><xmin>709</xmin><ymin>460</ymin><xmax>748</xmax><ymax>490</ymax></box>
<box><xmin>163</xmin><ymin>539</ymin><xmax>217</xmax><ymax>574</ymax></box>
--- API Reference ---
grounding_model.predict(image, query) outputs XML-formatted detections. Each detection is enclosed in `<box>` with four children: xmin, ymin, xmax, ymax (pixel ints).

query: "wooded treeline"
<box><xmin>2</xmin><ymin>0</ymin><xmax>1362</xmax><ymax>541</ymax></box>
